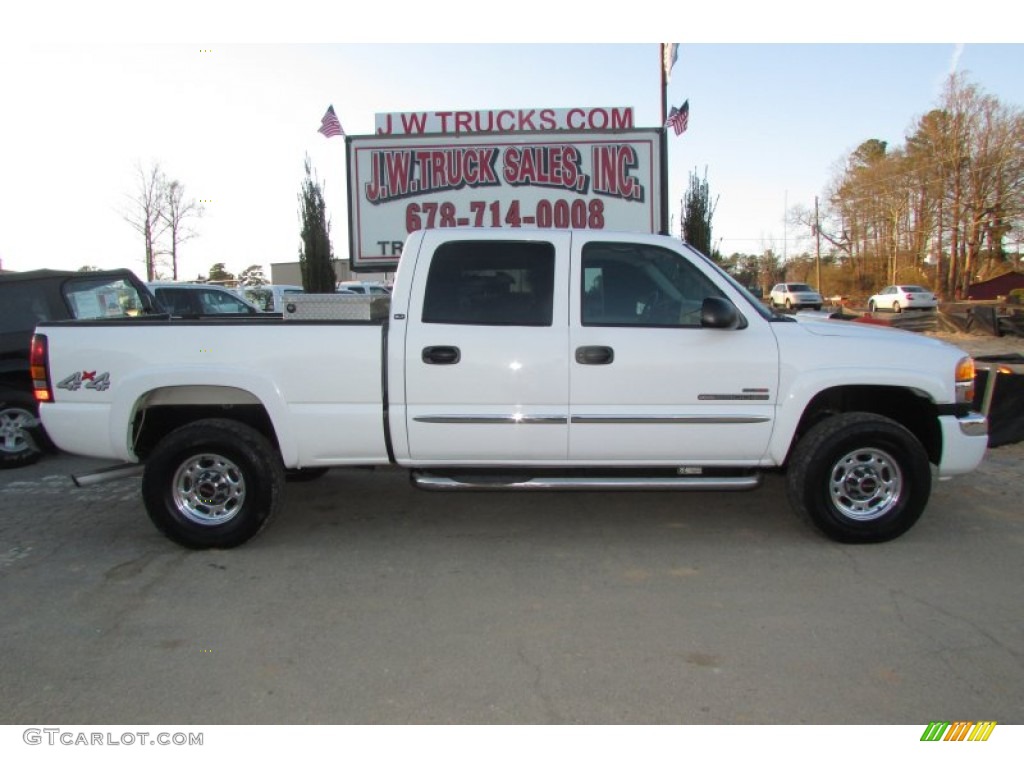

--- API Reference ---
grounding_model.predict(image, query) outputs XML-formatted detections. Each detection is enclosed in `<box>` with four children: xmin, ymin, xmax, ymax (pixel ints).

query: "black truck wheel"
<box><xmin>142</xmin><ymin>418</ymin><xmax>284</xmax><ymax>549</ymax></box>
<box><xmin>786</xmin><ymin>412</ymin><xmax>931</xmax><ymax>543</ymax></box>
<box><xmin>0</xmin><ymin>402</ymin><xmax>43</xmax><ymax>469</ymax></box>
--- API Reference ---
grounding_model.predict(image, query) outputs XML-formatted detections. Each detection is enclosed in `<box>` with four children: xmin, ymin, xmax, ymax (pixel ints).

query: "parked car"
<box><xmin>1</xmin><ymin>268</ymin><xmax>157</xmax><ymax>468</ymax></box>
<box><xmin>768</xmin><ymin>283</ymin><xmax>823</xmax><ymax>311</ymax></box>
<box><xmin>867</xmin><ymin>285</ymin><xmax>938</xmax><ymax>313</ymax></box>
<box><xmin>148</xmin><ymin>282</ymin><xmax>261</xmax><ymax>316</ymax></box>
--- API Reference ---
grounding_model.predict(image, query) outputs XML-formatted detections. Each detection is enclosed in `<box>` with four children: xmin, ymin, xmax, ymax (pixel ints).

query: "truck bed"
<box><xmin>37</xmin><ymin>318</ymin><xmax>389</xmax><ymax>467</ymax></box>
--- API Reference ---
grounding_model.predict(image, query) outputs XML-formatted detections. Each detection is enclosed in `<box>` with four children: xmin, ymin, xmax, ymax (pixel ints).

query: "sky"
<box><xmin>1</xmin><ymin>4</ymin><xmax>1022</xmax><ymax>282</ymax></box>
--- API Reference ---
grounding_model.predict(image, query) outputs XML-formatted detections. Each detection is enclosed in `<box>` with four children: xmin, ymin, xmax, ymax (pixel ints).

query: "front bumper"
<box><xmin>937</xmin><ymin>411</ymin><xmax>988</xmax><ymax>478</ymax></box>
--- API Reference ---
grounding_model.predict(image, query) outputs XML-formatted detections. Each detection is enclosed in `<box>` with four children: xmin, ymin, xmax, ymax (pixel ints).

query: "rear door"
<box><xmin>403</xmin><ymin>230</ymin><xmax>570</xmax><ymax>464</ymax></box>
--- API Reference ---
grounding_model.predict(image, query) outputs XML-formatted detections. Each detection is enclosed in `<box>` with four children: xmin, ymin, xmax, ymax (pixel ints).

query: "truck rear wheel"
<box><xmin>786</xmin><ymin>412</ymin><xmax>931</xmax><ymax>543</ymax></box>
<box><xmin>142</xmin><ymin>418</ymin><xmax>284</xmax><ymax>549</ymax></box>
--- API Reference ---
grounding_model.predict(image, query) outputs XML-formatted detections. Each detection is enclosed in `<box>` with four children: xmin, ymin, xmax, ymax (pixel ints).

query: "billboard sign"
<box><xmin>346</xmin><ymin>120</ymin><xmax>664</xmax><ymax>271</ymax></box>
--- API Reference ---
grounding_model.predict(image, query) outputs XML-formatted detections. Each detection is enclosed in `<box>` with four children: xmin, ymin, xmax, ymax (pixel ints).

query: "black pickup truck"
<box><xmin>0</xmin><ymin>268</ymin><xmax>158</xmax><ymax>468</ymax></box>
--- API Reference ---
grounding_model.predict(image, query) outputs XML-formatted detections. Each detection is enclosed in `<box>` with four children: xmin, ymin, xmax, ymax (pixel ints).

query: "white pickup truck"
<box><xmin>32</xmin><ymin>229</ymin><xmax>987</xmax><ymax>548</ymax></box>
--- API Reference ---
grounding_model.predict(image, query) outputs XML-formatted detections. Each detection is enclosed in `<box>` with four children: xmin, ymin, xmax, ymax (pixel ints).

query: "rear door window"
<box><xmin>422</xmin><ymin>241</ymin><xmax>555</xmax><ymax>326</ymax></box>
<box><xmin>63</xmin><ymin>276</ymin><xmax>147</xmax><ymax>319</ymax></box>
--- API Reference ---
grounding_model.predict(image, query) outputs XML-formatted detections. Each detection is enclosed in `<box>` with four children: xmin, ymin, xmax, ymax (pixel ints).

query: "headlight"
<box><xmin>955</xmin><ymin>356</ymin><xmax>975</xmax><ymax>404</ymax></box>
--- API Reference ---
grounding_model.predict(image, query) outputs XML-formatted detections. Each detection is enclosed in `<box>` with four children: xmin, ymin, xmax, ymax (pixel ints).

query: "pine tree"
<box><xmin>682</xmin><ymin>167</ymin><xmax>719</xmax><ymax>260</ymax></box>
<box><xmin>298</xmin><ymin>156</ymin><xmax>336</xmax><ymax>292</ymax></box>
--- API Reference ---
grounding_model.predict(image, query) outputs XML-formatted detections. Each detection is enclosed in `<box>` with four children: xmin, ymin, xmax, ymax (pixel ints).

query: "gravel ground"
<box><xmin>926</xmin><ymin>329</ymin><xmax>1024</xmax><ymax>359</ymax></box>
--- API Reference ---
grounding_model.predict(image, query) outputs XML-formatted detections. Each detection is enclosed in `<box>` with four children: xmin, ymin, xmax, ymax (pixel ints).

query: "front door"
<box><xmin>568</xmin><ymin>236</ymin><xmax>778</xmax><ymax>464</ymax></box>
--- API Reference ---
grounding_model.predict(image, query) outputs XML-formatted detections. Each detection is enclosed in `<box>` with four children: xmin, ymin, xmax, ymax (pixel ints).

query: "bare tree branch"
<box><xmin>160</xmin><ymin>179</ymin><xmax>204</xmax><ymax>282</ymax></box>
<box><xmin>121</xmin><ymin>161</ymin><xmax>168</xmax><ymax>281</ymax></box>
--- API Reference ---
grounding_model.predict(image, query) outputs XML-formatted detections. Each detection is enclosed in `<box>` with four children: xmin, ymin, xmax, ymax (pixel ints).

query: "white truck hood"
<box><xmin>766</xmin><ymin>314</ymin><xmax>969</xmax><ymax>408</ymax></box>
<box><xmin>792</xmin><ymin>314</ymin><xmax>956</xmax><ymax>352</ymax></box>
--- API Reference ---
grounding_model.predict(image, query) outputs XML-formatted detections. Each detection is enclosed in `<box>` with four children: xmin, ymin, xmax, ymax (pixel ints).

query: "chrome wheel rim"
<box><xmin>829</xmin><ymin>448</ymin><xmax>902</xmax><ymax>521</ymax></box>
<box><xmin>171</xmin><ymin>453</ymin><xmax>245</xmax><ymax>526</ymax></box>
<box><xmin>0</xmin><ymin>407</ymin><xmax>37</xmax><ymax>455</ymax></box>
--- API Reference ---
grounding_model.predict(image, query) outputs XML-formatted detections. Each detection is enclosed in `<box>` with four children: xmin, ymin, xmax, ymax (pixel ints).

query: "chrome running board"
<box><xmin>411</xmin><ymin>472</ymin><xmax>761</xmax><ymax>492</ymax></box>
<box><xmin>72</xmin><ymin>462</ymin><xmax>144</xmax><ymax>487</ymax></box>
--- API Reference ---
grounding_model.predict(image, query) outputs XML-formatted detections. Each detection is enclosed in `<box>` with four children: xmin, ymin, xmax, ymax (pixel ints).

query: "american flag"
<box><xmin>663</xmin><ymin>43</ymin><xmax>679</xmax><ymax>83</ymax></box>
<box><xmin>318</xmin><ymin>105</ymin><xmax>344</xmax><ymax>138</ymax></box>
<box><xmin>666</xmin><ymin>100</ymin><xmax>689</xmax><ymax>136</ymax></box>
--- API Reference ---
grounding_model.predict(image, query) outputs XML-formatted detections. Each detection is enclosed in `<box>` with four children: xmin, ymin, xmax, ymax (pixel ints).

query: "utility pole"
<box><xmin>783</xmin><ymin>190</ymin><xmax>788</xmax><ymax>263</ymax></box>
<box><xmin>815</xmin><ymin>196</ymin><xmax>822</xmax><ymax>293</ymax></box>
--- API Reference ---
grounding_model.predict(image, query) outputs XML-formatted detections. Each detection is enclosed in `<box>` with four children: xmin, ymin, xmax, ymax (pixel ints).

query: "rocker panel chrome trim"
<box><xmin>411</xmin><ymin>473</ymin><xmax>762</xmax><ymax>491</ymax></box>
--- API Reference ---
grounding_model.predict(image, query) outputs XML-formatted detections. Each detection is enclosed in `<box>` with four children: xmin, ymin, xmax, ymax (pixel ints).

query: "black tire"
<box><xmin>142</xmin><ymin>418</ymin><xmax>285</xmax><ymax>549</ymax></box>
<box><xmin>868</xmin><ymin>300</ymin><xmax>876</xmax><ymax>312</ymax></box>
<box><xmin>285</xmin><ymin>467</ymin><xmax>330</xmax><ymax>482</ymax></box>
<box><xmin>0</xmin><ymin>402</ymin><xmax>44</xmax><ymax>470</ymax></box>
<box><xmin>893</xmin><ymin>301</ymin><xmax>902</xmax><ymax>313</ymax></box>
<box><xmin>784</xmin><ymin>298</ymin><xmax>792</xmax><ymax>311</ymax></box>
<box><xmin>786</xmin><ymin>412</ymin><xmax>931</xmax><ymax>543</ymax></box>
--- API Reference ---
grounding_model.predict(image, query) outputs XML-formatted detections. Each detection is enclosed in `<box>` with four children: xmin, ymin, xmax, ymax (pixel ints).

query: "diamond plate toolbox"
<box><xmin>281</xmin><ymin>293</ymin><xmax>389</xmax><ymax>321</ymax></box>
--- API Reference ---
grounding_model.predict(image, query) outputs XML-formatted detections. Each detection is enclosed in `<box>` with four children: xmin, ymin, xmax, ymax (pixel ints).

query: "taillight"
<box><xmin>30</xmin><ymin>334</ymin><xmax>53</xmax><ymax>403</ymax></box>
<box><xmin>955</xmin><ymin>356</ymin><xmax>975</xmax><ymax>404</ymax></box>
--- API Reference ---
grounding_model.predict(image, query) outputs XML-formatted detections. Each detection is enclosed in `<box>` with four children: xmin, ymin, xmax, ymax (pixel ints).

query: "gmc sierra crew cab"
<box><xmin>32</xmin><ymin>229</ymin><xmax>988</xmax><ymax>548</ymax></box>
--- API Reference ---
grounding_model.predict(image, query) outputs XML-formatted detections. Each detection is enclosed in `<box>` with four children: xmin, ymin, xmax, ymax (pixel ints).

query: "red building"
<box><xmin>967</xmin><ymin>271</ymin><xmax>1024</xmax><ymax>300</ymax></box>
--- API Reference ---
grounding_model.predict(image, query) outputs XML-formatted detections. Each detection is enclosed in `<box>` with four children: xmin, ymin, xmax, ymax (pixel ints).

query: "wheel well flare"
<box><xmin>131</xmin><ymin>386</ymin><xmax>275</xmax><ymax>460</ymax></box>
<box><xmin>793</xmin><ymin>386</ymin><xmax>941</xmax><ymax>465</ymax></box>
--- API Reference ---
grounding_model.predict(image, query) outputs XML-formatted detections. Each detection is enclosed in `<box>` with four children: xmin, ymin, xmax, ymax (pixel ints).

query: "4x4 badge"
<box><xmin>57</xmin><ymin>371</ymin><xmax>111</xmax><ymax>392</ymax></box>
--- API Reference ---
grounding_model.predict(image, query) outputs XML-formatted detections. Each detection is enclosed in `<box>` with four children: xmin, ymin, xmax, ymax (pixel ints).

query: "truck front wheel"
<box><xmin>142</xmin><ymin>419</ymin><xmax>284</xmax><ymax>549</ymax></box>
<box><xmin>786</xmin><ymin>412</ymin><xmax>931</xmax><ymax>543</ymax></box>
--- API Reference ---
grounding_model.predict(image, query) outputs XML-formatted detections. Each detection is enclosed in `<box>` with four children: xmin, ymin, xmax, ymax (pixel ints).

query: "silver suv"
<box><xmin>148</xmin><ymin>282</ymin><xmax>260</xmax><ymax>316</ymax></box>
<box><xmin>769</xmin><ymin>282</ymin><xmax>823</xmax><ymax>311</ymax></box>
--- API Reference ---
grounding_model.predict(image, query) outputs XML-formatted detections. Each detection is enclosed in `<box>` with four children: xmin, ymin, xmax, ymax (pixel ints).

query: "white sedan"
<box><xmin>768</xmin><ymin>283</ymin><xmax>823</xmax><ymax>311</ymax></box>
<box><xmin>867</xmin><ymin>285</ymin><xmax>938</xmax><ymax>313</ymax></box>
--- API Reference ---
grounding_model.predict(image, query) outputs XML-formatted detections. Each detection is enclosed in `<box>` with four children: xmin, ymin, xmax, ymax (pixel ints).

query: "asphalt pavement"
<box><xmin>1</xmin><ymin>449</ymin><xmax>1022</xmax><ymax>725</ymax></box>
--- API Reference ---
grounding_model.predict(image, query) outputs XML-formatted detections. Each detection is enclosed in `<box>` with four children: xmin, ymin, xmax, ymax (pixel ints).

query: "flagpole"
<box><xmin>659</xmin><ymin>44</ymin><xmax>670</xmax><ymax>235</ymax></box>
<box><xmin>660</xmin><ymin>44</ymin><xmax>668</xmax><ymax>128</ymax></box>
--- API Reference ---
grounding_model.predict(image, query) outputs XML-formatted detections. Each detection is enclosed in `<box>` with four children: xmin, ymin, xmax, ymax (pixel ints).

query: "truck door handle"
<box><xmin>575</xmin><ymin>346</ymin><xmax>614</xmax><ymax>365</ymax></box>
<box><xmin>422</xmin><ymin>346</ymin><xmax>461</xmax><ymax>365</ymax></box>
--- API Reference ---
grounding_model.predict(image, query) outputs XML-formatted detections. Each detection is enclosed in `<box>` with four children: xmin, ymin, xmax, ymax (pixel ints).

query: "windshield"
<box><xmin>788</xmin><ymin>283</ymin><xmax>815</xmax><ymax>292</ymax></box>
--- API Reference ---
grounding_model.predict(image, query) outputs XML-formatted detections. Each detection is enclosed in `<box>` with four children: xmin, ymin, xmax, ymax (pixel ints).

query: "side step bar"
<box><xmin>411</xmin><ymin>472</ymin><xmax>761</xmax><ymax>492</ymax></box>
<box><xmin>72</xmin><ymin>463</ymin><xmax>144</xmax><ymax>487</ymax></box>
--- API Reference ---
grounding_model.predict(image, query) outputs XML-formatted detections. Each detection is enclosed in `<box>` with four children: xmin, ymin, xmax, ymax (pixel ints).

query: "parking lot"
<box><xmin>1</xmin><ymin>444</ymin><xmax>1021</xmax><ymax>726</ymax></box>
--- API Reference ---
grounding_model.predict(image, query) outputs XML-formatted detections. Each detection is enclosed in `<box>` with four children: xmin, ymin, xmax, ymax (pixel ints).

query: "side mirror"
<box><xmin>700</xmin><ymin>297</ymin><xmax>741</xmax><ymax>329</ymax></box>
